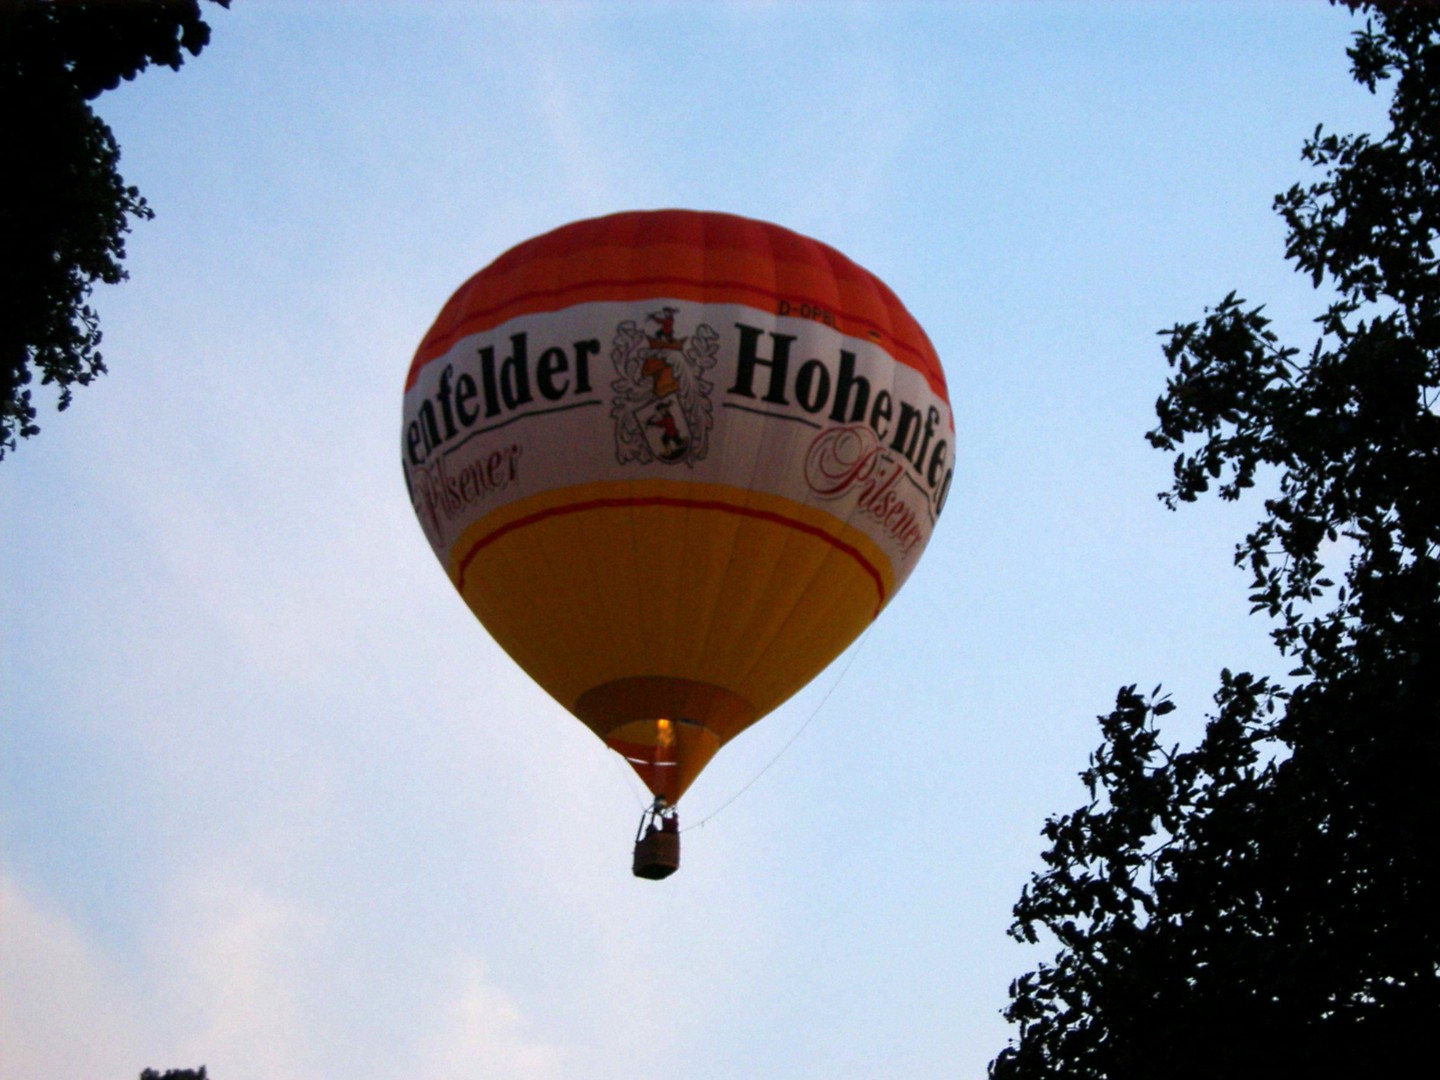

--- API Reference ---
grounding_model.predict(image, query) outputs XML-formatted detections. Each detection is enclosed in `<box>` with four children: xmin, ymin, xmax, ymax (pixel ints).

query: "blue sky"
<box><xmin>3</xmin><ymin>3</ymin><xmax>1391</xmax><ymax>1077</ymax></box>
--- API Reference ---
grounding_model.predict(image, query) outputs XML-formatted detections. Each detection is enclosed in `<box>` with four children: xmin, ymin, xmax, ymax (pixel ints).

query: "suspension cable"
<box><xmin>682</xmin><ymin>628</ymin><xmax>872</xmax><ymax>833</ymax></box>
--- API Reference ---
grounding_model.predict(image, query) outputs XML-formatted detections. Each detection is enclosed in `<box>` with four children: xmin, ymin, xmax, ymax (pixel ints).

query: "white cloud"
<box><xmin>0</xmin><ymin>875</ymin><xmax>140</xmax><ymax>1080</ymax></box>
<box><xmin>411</xmin><ymin>960</ymin><xmax>567</xmax><ymax>1080</ymax></box>
<box><xmin>1</xmin><ymin>868</ymin><xmax>333</xmax><ymax>1080</ymax></box>
<box><xmin>152</xmin><ymin>875</ymin><xmax>329</xmax><ymax>1080</ymax></box>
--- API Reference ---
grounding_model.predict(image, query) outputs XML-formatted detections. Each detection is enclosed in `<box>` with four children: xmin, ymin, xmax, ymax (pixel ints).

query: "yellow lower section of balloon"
<box><xmin>448</xmin><ymin>479</ymin><xmax>893</xmax><ymax>803</ymax></box>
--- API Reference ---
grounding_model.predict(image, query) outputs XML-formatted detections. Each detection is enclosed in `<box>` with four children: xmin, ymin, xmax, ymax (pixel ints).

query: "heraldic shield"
<box><xmin>610</xmin><ymin>309</ymin><xmax>717</xmax><ymax>467</ymax></box>
<box><xmin>636</xmin><ymin>395</ymin><xmax>691</xmax><ymax>461</ymax></box>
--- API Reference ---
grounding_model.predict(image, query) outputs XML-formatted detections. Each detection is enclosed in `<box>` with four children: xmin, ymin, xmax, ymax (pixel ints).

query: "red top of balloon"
<box><xmin>407</xmin><ymin>209</ymin><xmax>947</xmax><ymax>400</ymax></box>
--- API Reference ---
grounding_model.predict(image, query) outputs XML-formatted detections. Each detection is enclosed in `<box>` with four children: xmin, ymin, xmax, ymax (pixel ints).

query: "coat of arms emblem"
<box><xmin>610</xmin><ymin>307</ymin><xmax>718</xmax><ymax>466</ymax></box>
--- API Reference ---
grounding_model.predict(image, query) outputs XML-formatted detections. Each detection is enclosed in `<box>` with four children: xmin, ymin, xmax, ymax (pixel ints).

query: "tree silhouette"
<box><xmin>0</xmin><ymin>0</ymin><xmax>230</xmax><ymax>459</ymax></box>
<box><xmin>992</xmin><ymin>3</ymin><xmax>1439</xmax><ymax>1077</ymax></box>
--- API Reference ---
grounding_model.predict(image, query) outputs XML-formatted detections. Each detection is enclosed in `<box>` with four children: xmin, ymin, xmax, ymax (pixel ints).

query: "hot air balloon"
<box><xmin>402</xmin><ymin>210</ymin><xmax>951</xmax><ymax>878</ymax></box>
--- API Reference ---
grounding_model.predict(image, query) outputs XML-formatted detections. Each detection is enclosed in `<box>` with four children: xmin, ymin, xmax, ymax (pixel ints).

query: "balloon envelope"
<box><xmin>402</xmin><ymin>209</ymin><xmax>952</xmax><ymax>804</ymax></box>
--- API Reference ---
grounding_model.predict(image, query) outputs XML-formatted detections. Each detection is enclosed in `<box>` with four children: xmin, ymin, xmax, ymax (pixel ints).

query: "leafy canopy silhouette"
<box><xmin>991</xmin><ymin>3</ymin><xmax>1439</xmax><ymax>1077</ymax></box>
<box><xmin>0</xmin><ymin>0</ymin><xmax>230</xmax><ymax>459</ymax></box>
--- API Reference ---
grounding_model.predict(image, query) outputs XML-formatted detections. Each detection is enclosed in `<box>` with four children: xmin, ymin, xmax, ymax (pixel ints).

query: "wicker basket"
<box><xmin>632</xmin><ymin>827</ymin><xmax>681</xmax><ymax>879</ymax></box>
